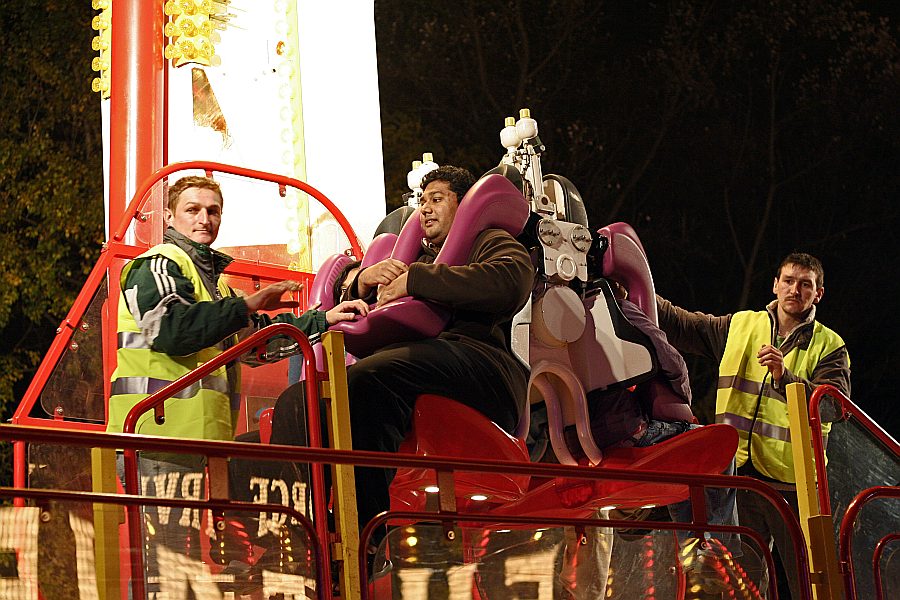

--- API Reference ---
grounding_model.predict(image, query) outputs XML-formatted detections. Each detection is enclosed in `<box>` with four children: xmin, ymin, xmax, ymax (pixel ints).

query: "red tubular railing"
<box><xmin>2</xmin><ymin>421</ymin><xmax>806</xmax><ymax>599</ymax></box>
<box><xmin>113</xmin><ymin>160</ymin><xmax>364</xmax><ymax>259</ymax></box>
<box><xmin>360</xmin><ymin>512</ymin><xmax>778</xmax><ymax>600</ymax></box>
<box><xmin>873</xmin><ymin>532</ymin><xmax>900</xmax><ymax>600</ymax></box>
<box><xmin>808</xmin><ymin>385</ymin><xmax>900</xmax><ymax>599</ymax></box>
<box><xmin>839</xmin><ymin>486</ymin><xmax>900</xmax><ymax>600</ymax></box>
<box><xmin>358</xmin><ymin>472</ymin><xmax>803</xmax><ymax>600</ymax></box>
<box><xmin>121</xmin><ymin>323</ymin><xmax>325</xmax><ymax>600</ymax></box>
<box><xmin>808</xmin><ymin>384</ymin><xmax>900</xmax><ymax>516</ymax></box>
<box><xmin>13</xmin><ymin>161</ymin><xmax>363</xmax><ymax>500</ymax></box>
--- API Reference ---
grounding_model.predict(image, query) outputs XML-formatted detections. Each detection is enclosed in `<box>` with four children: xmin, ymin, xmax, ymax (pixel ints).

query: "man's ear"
<box><xmin>813</xmin><ymin>287</ymin><xmax>824</xmax><ymax>304</ymax></box>
<box><xmin>164</xmin><ymin>208</ymin><xmax>173</xmax><ymax>227</ymax></box>
<box><xmin>772</xmin><ymin>277</ymin><xmax>779</xmax><ymax>295</ymax></box>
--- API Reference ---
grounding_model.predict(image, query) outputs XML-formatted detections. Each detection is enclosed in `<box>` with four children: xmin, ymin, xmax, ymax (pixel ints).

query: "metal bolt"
<box><xmin>80</xmin><ymin>321</ymin><xmax>90</xmax><ymax>331</ymax></box>
<box><xmin>216</xmin><ymin>520</ymin><xmax>226</xmax><ymax>531</ymax></box>
<box><xmin>70</xmin><ymin>341</ymin><xmax>79</xmax><ymax>352</ymax></box>
<box><xmin>446</xmin><ymin>530</ymin><xmax>455</xmax><ymax>541</ymax></box>
<box><xmin>40</xmin><ymin>511</ymin><xmax>51</xmax><ymax>523</ymax></box>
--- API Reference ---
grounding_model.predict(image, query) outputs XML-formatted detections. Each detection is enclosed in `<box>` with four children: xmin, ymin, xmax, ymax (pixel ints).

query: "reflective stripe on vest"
<box><xmin>110</xmin><ymin>374</ymin><xmax>230</xmax><ymax>398</ymax></box>
<box><xmin>109</xmin><ymin>243</ymin><xmax>236</xmax><ymax>440</ymax></box>
<box><xmin>716</xmin><ymin>310</ymin><xmax>844</xmax><ymax>483</ymax></box>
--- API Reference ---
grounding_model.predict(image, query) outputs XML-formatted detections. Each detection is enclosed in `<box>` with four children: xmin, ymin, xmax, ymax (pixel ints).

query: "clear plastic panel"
<box><xmin>0</xmin><ymin>500</ymin><xmax>318</xmax><ymax>600</ymax></box>
<box><xmin>39</xmin><ymin>278</ymin><xmax>110</xmax><ymax>422</ymax></box>
<box><xmin>21</xmin><ymin>439</ymin><xmax>321</xmax><ymax>599</ymax></box>
<box><xmin>827</xmin><ymin>418</ymin><xmax>900</xmax><ymax>599</ymax></box>
<box><xmin>371</xmin><ymin>521</ymin><xmax>769</xmax><ymax>599</ymax></box>
<box><xmin>881</xmin><ymin>543</ymin><xmax>900</xmax><ymax>599</ymax></box>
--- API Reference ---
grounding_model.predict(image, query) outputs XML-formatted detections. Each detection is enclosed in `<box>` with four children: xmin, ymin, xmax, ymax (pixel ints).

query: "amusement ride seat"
<box><xmin>381</xmin><ymin>177</ymin><xmax>737</xmax><ymax>522</ymax></box>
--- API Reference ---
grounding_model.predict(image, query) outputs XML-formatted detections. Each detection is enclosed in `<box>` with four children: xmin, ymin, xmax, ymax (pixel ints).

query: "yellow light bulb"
<box><xmin>179</xmin><ymin>18</ymin><xmax>197</xmax><ymax>37</ymax></box>
<box><xmin>179</xmin><ymin>39</ymin><xmax>197</xmax><ymax>59</ymax></box>
<box><xmin>164</xmin><ymin>44</ymin><xmax>182</xmax><ymax>59</ymax></box>
<box><xmin>198</xmin><ymin>40</ymin><xmax>214</xmax><ymax>59</ymax></box>
<box><xmin>164</xmin><ymin>0</ymin><xmax>180</xmax><ymax>16</ymax></box>
<box><xmin>180</xmin><ymin>0</ymin><xmax>196</xmax><ymax>16</ymax></box>
<box><xmin>164</xmin><ymin>22</ymin><xmax>178</xmax><ymax>37</ymax></box>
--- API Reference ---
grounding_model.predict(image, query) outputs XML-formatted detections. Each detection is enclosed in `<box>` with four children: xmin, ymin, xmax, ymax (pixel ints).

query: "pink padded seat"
<box><xmin>333</xmin><ymin>174</ymin><xmax>530</xmax><ymax>357</ymax></box>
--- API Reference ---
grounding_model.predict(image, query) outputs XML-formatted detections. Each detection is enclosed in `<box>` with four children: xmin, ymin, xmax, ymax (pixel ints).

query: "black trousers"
<box><xmin>272</xmin><ymin>337</ymin><xmax>522</xmax><ymax>542</ymax></box>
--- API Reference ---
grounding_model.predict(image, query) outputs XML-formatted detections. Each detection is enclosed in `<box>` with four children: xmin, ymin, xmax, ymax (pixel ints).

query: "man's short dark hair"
<box><xmin>421</xmin><ymin>166</ymin><xmax>476</xmax><ymax>202</ymax></box>
<box><xmin>167</xmin><ymin>176</ymin><xmax>223</xmax><ymax>212</ymax></box>
<box><xmin>333</xmin><ymin>260</ymin><xmax>361</xmax><ymax>305</ymax></box>
<box><xmin>777</xmin><ymin>252</ymin><xmax>824</xmax><ymax>288</ymax></box>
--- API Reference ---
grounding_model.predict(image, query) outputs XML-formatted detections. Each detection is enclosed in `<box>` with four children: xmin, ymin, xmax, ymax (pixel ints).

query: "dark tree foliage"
<box><xmin>375</xmin><ymin>0</ymin><xmax>899</xmax><ymax>434</ymax></box>
<box><xmin>0</xmin><ymin>2</ymin><xmax>104</xmax><ymax>481</ymax></box>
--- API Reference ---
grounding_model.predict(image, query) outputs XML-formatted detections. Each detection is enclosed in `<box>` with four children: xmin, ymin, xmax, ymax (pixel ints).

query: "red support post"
<box><xmin>109</xmin><ymin>0</ymin><xmax>165</xmax><ymax>234</ymax></box>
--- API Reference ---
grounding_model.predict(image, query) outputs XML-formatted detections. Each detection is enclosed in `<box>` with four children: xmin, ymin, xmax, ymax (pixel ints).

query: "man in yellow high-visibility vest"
<box><xmin>108</xmin><ymin>175</ymin><xmax>367</xmax><ymax>591</ymax></box>
<box><xmin>657</xmin><ymin>252</ymin><xmax>850</xmax><ymax>599</ymax></box>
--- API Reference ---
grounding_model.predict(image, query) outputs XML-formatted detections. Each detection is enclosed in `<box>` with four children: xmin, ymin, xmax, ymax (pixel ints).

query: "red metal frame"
<box><xmin>109</xmin><ymin>0</ymin><xmax>164</xmax><ymax>232</ymax></box>
<box><xmin>361</xmin><ymin>512</ymin><xmax>775</xmax><ymax>599</ymax></box>
<box><xmin>114</xmin><ymin>160</ymin><xmax>364</xmax><ymax>258</ymax></box>
<box><xmin>0</xmin><ymin>487</ymin><xmax>322</xmax><ymax>600</ymax></box>
<box><xmin>808</xmin><ymin>384</ymin><xmax>900</xmax><ymax>516</ymax></box>
<box><xmin>1</xmin><ymin>420</ymin><xmax>798</xmax><ymax>599</ymax></box>
<box><xmin>838</xmin><ymin>486</ymin><xmax>900</xmax><ymax>600</ymax></box>
<box><xmin>12</xmin><ymin>159</ymin><xmax>361</xmax><ymax>492</ymax></box>
<box><xmin>873</xmin><ymin>532</ymin><xmax>900</xmax><ymax>600</ymax></box>
<box><xmin>118</xmin><ymin>323</ymin><xmax>326</xmax><ymax>598</ymax></box>
<box><xmin>362</xmin><ymin>471</ymin><xmax>803</xmax><ymax>599</ymax></box>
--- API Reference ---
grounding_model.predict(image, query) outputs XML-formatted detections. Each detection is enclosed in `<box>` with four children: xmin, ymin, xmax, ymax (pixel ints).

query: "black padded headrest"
<box><xmin>373</xmin><ymin>205</ymin><xmax>416</xmax><ymax>237</ymax></box>
<box><xmin>544</xmin><ymin>174</ymin><xmax>589</xmax><ymax>226</ymax></box>
<box><xmin>483</xmin><ymin>162</ymin><xmax>524</xmax><ymax>191</ymax></box>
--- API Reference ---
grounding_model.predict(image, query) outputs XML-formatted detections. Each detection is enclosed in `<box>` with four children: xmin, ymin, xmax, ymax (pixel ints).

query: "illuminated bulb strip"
<box><xmin>276</xmin><ymin>0</ymin><xmax>311</xmax><ymax>271</ymax></box>
<box><xmin>90</xmin><ymin>1</ymin><xmax>112</xmax><ymax>97</ymax></box>
<box><xmin>164</xmin><ymin>0</ymin><xmax>227</xmax><ymax>68</ymax></box>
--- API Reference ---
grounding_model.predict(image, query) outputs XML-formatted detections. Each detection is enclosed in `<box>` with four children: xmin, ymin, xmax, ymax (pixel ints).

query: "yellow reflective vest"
<box><xmin>716</xmin><ymin>310</ymin><xmax>845</xmax><ymax>483</ymax></box>
<box><xmin>108</xmin><ymin>243</ymin><xmax>237</xmax><ymax>441</ymax></box>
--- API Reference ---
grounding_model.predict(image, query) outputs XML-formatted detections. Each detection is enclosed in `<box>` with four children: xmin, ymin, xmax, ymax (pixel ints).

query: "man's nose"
<box><xmin>197</xmin><ymin>209</ymin><xmax>209</xmax><ymax>223</ymax></box>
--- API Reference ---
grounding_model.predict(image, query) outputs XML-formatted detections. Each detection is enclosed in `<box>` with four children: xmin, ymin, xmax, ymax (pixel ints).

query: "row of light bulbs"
<box><xmin>164</xmin><ymin>0</ymin><xmax>229</xmax><ymax>67</ymax></box>
<box><xmin>90</xmin><ymin>0</ymin><xmax>111</xmax><ymax>96</ymax></box>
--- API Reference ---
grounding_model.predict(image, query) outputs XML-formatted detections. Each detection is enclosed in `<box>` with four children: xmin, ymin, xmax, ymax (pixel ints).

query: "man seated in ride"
<box><xmin>342</xmin><ymin>165</ymin><xmax>534</xmax><ymax>545</ymax></box>
<box><xmin>107</xmin><ymin>175</ymin><xmax>366</xmax><ymax>585</ymax></box>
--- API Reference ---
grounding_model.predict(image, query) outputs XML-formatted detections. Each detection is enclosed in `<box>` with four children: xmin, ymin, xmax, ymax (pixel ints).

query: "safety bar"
<box><xmin>120</xmin><ymin>323</ymin><xmax>324</xmax><ymax>598</ymax></box>
<box><xmin>0</xmin><ymin>486</ymin><xmax>324</xmax><ymax>600</ymax></box>
<box><xmin>808</xmin><ymin>385</ymin><xmax>900</xmax><ymax>516</ymax></box>
<box><xmin>838</xmin><ymin>486</ymin><xmax>900</xmax><ymax>600</ymax></box>
<box><xmin>113</xmin><ymin>160</ymin><xmax>364</xmax><ymax>258</ymax></box>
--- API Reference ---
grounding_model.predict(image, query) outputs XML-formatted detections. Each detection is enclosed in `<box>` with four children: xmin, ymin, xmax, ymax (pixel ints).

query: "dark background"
<box><xmin>0</xmin><ymin>1</ymin><xmax>897</xmax><ymax>485</ymax></box>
